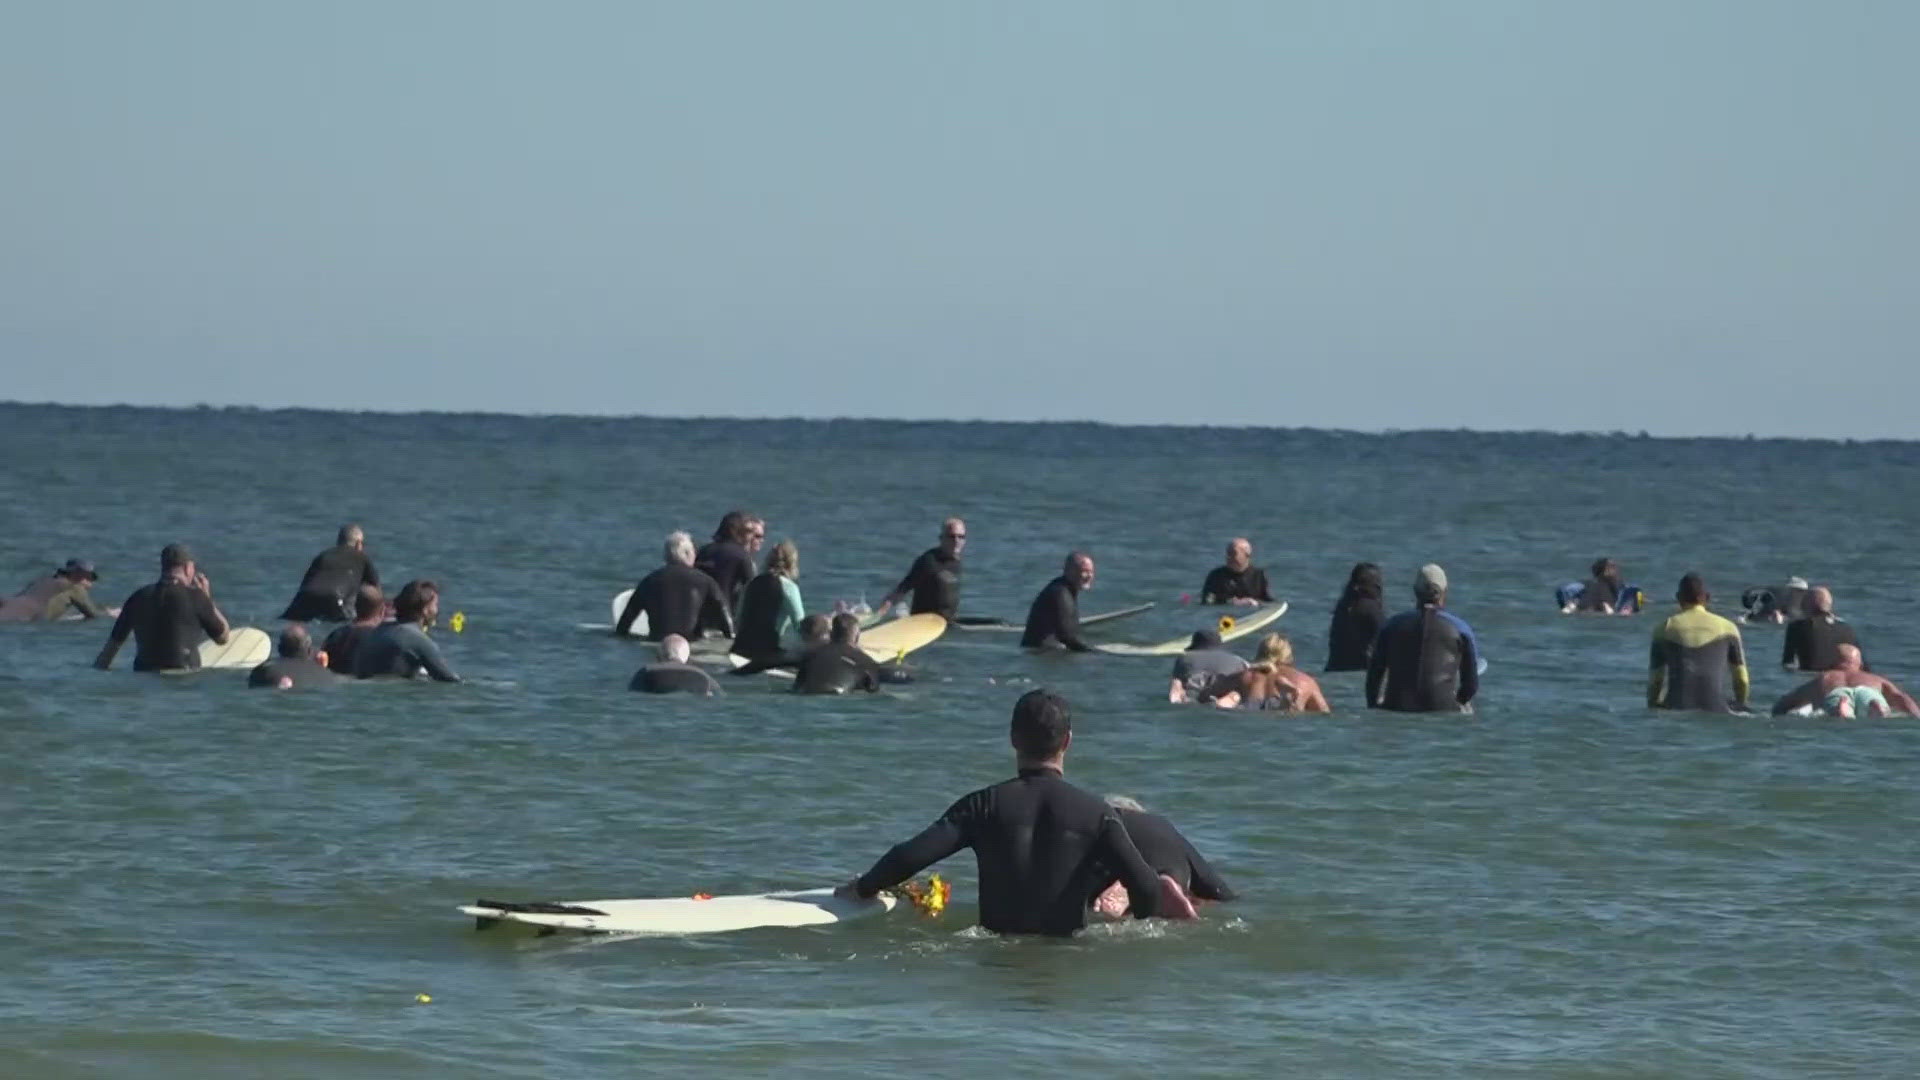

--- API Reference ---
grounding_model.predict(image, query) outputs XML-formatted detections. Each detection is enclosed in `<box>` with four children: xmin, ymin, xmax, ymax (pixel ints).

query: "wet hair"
<box><xmin>797</xmin><ymin>614</ymin><xmax>831</xmax><ymax>643</ymax></box>
<box><xmin>354</xmin><ymin>583</ymin><xmax>385</xmax><ymax>620</ymax></box>
<box><xmin>713</xmin><ymin>511</ymin><xmax>749</xmax><ymax>544</ymax></box>
<box><xmin>829</xmin><ymin>612</ymin><xmax>861</xmax><ymax>643</ymax></box>
<box><xmin>1255</xmin><ymin>632</ymin><xmax>1294</xmax><ymax>667</ymax></box>
<box><xmin>278</xmin><ymin>624</ymin><xmax>312</xmax><ymax>659</ymax></box>
<box><xmin>1676</xmin><ymin>572</ymin><xmax>1708</xmax><ymax>606</ymax></box>
<box><xmin>765</xmin><ymin>540</ymin><xmax>799</xmax><ymax>578</ymax></box>
<box><xmin>1011</xmin><ymin>689</ymin><xmax>1072</xmax><ymax>759</ymax></box>
<box><xmin>393</xmin><ymin>580</ymin><xmax>439</xmax><ymax>623</ymax></box>
<box><xmin>1340</xmin><ymin>562</ymin><xmax>1383</xmax><ymax>604</ymax></box>
<box><xmin>665</xmin><ymin>531</ymin><xmax>695</xmax><ymax>566</ymax></box>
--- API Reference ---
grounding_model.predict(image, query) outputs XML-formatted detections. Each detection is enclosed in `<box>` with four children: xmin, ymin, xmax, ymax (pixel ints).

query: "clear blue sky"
<box><xmin>3</xmin><ymin>1</ymin><xmax>1914</xmax><ymax>437</ymax></box>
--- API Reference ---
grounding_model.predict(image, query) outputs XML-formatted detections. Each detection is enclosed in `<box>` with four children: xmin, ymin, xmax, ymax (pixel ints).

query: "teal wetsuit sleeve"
<box><xmin>780</xmin><ymin>577</ymin><xmax>804</xmax><ymax>642</ymax></box>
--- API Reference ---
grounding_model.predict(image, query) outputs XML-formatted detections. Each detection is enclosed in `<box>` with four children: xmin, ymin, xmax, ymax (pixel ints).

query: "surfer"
<box><xmin>835</xmin><ymin>689</ymin><xmax>1187</xmax><ymax>935</ymax></box>
<box><xmin>729</xmin><ymin>614</ymin><xmax>832</xmax><ymax>676</ymax></box>
<box><xmin>248</xmin><ymin>624</ymin><xmax>342</xmax><ymax>688</ymax></box>
<box><xmin>694</xmin><ymin>511</ymin><xmax>758</xmax><ymax>633</ymax></box>
<box><xmin>1168</xmin><ymin>629</ymin><xmax>1247</xmax><ymax>703</ymax></box>
<box><xmin>1742</xmin><ymin>576</ymin><xmax>1810</xmax><ymax>624</ymax></box>
<box><xmin>876</xmin><ymin>517</ymin><xmax>966</xmax><ymax>621</ymax></box>
<box><xmin>93</xmin><ymin>544</ymin><xmax>230</xmax><ymax>672</ymax></box>
<box><xmin>1207</xmin><ymin>633</ymin><xmax>1331</xmax><ymax>712</ymax></box>
<box><xmin>615</xmin><ymin>531</ymin><xmax>734</xmax><ymax>641</ymax></box>
<box><xmin>1198</xmin><ymin>538</ymin><xmax>1272</xmax><ymax>606</ymax></box>
<box><xmin>1365</xmin><ymin>564</ymin><xmax>1480</xmax><ymax>713</ymax></box>
<box><xmin>353</xmin><ymin>579</ymin><xmax>461</xmax><ymax>682</ymax></box>
<box><xmin>1770</xmin><ymin>644</ymin><xmax>1918</xmax><ymax>718</ymax></box>
<box><xmin>731</xmin><ymin>540</ymin><xmax>806</xmax><ymax>662</ymax></box>
<box><xmin>0</xmin><ymin>558</ymin><xmax>114</xmax><ymax>622</ymax></box>
<box><xmin>321</xmin><ymin>584</ymin><xmax>386</xmax><ymax>674</ymax></box>
<box><xmin>1781</xmin><ymin>586</ymin><xmax>1865</xmax><ymax>672</ymax></box>
<box><xmin>792</xmin><ymin>613</ymin><xmax>884</xmax><ymax>694</ymax></box>
<box><xmin>1647</xmin><ymin>573</ymin><xmax>1747</xmax><ymax>713</ymax></box>
<box><xmin>630</xmin><ymin>635</ymin><xmax>724</xmax><ymax>695</ymax></box>
<box><xmin>280</xmin><ymin>524</ymin><xmax>380</xmax><ymax>622</ymax></box>
<box><xmin>1560</xmin><ymin>558</ymin><xmax>1640</xmax><ymax>615</ymax></box>
<box><xmin>1021</xmin><ymin>552</ymin><xmax>1095</xmax><ymax>651</ymax></box>
<box><xmin>1324</xmin><ymin>561</ymin><xmax>1385</xmax><ymax>672</ymax></box>
<box><xmin>1090</xmin><ymin>795</ymin><xmax>1236</xmax><ymax>918</ymax></box>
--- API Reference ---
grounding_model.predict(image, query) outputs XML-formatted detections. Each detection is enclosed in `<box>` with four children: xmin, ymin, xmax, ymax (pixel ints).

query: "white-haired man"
<box><xmin>615</xmin><ymin>531</ymin><xmax>733</xmax><ymax>641</ymax></box>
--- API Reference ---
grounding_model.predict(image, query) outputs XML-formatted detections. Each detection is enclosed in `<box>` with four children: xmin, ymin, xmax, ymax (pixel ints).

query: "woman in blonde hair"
<box><xmin>1208</xmin><ymin>632</ymin><xmax>1330</xmax><ymax>712</ymax></box>
<box><xmin>732</xmin><ymin>540</ymin><xmax>806</xmax><ymax>661</ymax></box>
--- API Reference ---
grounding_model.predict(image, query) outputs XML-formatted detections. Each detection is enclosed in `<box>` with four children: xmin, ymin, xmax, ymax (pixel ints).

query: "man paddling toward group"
<box><xmin>0</xmin><ymin>558</ymin><xmax>115</xmax><ymax>622</ymax></box>
<box><xmin>837</xmin><ymin>689</ymin><xmax>1199</xmax><ymax>935</ymax></box>
<box><xmin>1770</xmin><ymin>644</ymin><xmax>1916</xmax><ymax>718</ymax></box>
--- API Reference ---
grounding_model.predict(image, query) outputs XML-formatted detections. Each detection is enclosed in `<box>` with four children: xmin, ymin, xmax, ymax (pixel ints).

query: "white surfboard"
<box><xmin>953</xmin><ymin>601</ymin><xmax>1157</xmax><ymax>633</ymax></box>
<box><xmin>608</xmin><ymin>590</ymin><xmax>648</xmax><ymax>637</ymax></box>
<box><xmin>459</xmin><ymin>887</ymin><xmax>896</xmax><ymax>935</ymax></box>
<box><xmin>197</xmin><ymin>626</ymin><xmax>271</xmax><ymax>669</ymax></box>
<box><xmin>1094</xmin><ymin>601</ymin><xmax>1289</xmax><ymax>657</ymax></box>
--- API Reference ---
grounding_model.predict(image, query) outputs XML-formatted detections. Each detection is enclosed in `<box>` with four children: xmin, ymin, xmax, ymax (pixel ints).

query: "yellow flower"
<box><xmin>449</xmin><ymin>611</ymin><xmax>467</xmax><ymax>634</ymax></box>
<box><xmin>1218</xmin><ymin>615</ymin><xmax>1235</xmax><ymax>634</ymax></box>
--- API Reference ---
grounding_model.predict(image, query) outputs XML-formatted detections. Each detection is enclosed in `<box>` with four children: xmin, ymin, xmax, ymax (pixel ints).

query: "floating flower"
<box><xmin>1218</xmin><ymin>615</ymin><xmax>1235</xmax><ymax>633</ymax></box>
<box><xmin>449</xmin><ymin>611</ymin><xmax>467</xmax><ymax>634</ymax></box>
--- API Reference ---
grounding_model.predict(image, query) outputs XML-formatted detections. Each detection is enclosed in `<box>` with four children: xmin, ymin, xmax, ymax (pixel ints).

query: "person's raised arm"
<box><xmin>193</xmin><ymin>575</ymin><xmax>229</xmax><ymax>644</ymax></box>
<box><xmin>1728</xmin><ymin>631</ymin><xmax>1750</xmax><ymax>709</ymax></box>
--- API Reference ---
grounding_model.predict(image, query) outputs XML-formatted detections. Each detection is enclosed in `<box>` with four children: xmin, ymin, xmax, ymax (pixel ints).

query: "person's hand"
<box><xmin>193</xmin><ymin>572</ymin><xmax>212</xmax><ymax>595</ymax></box>
<box><xmin>1232</xmin><ymin>596</ymin><xmax>1258</xmax><ymax>607</ymax></box>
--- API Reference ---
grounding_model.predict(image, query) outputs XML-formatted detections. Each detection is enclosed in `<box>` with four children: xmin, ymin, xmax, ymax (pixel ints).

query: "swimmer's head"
<box><xmin>1810</xmin><ymin>586</ymin><xmax>1833</xmax><ymax>615</ymax></box>
<box><xmin>659</xmin><ymin>634</ymin><xmax>691</xmax><ymax>664</ymax></box>
<box><xmin>1835</xmin><ymin>643</ymin><xmax>1863</xmax><ymax>671</ymax></box>
<box><xmin>1591</xmin><ymin>557</ymin><xmax>1619</xmax><ymax>581</ymax></box>
<box><xmin>393</xmin><ymin>580</ymin><xmax>439</xmax><ymax>625</ymax></box>
<box><xmin>765</xmin><ymin>540</ymin><xmax>799</xmax><ymax>579</ymax></box>
<box><xmin>1676</xmin><ymin>572</ymin><xmax>1708</xmax><ymax>607</ymax></box>
<box><xmin>1345</xmin><ymin>562</ymin><xmax>1383</xmax><ymax>599</ymax></box>
<box><xmin>354</xmin><ymin>583</ymin><xmax>385</xmax><ymax>621</ymax></box>
<box><xmin>338</xmin><ymin>523</ymin><xmax>365</xmax><ymax>548</ymax></box>
<box><xmin>940</xmin><ymin>518</ymin><xmax>967</xmax><ymax>555</ymax></box>
<box><xmin>665</xmin><ymin>531</ymin><xmax>696</xmax><ymax>567</ymax></box>
<box><xmin>1414</xmin><ymin>564</ymin><xmax>1447</xmax><ymax>604</ymax></box>
<box><xmin>797</xmin><ymin>614</ymin><xmax>831</xmax><ymax>644</ymax></box>
<box><xmin>1010</xmin><ymin>689</ymin><xmax>1072</xmax><ymax>762</ymax></box>
<box><xmin>278</xmin><ymin>623</ymin><xmax>313</xmax><ymax>659</ymax></box>
<box><xmin>1065</xmin><ymin>551</ymin><xmax>1095</xmax><ymax>589</ymax></box>
<box><xmin>1226</xmin><ymin>537</ymin><xmax>1252</xmax><ymax>571</ymax></box>
<box><xmin>829</xmin><ymin>612</ymin><xmax>861</xmax><ymax>644</ymax></box>
<box><xmin>1255</xmin><ymin>632</ymin><xmax>1293</xmax><ymax>667</ymax></box>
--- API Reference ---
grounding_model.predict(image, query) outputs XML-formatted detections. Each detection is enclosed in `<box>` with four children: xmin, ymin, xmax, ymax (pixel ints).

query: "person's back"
<box><xmin>1113</xmin><ymin>807</ymin><xmax>1235</xmax><ymax>902</ymax></box>
<box><xmin>1170</xmin><ymin>634</ymin><xmax>1246</xmax><ymax>702</ymax></box>
<box><xmin>1783</xmin><ymin>615</ymin><xmax>1859</xmax><ymax>672</ymax></box>
<box><xmin>1325</xmin><ymin>563</ymin><xmax>1385</xmax><ymax>671</ymax></box>
<box><xmin>1367</xmin><ymin>566</ymin><xmax>1478</xmax><ymax>713</ymax></box>
<box><xmin>623</xmin><ymin>563</ymin><xmax>729</xmax><ymax>641</ymax></box>
<box><xmin>116</xmin><ymin>580</ymin><xmax>225</xmax><ymax>672</ymax></box>
<box><xmin>0</xmin><ymin>574</ymin><xmax>71</xmax><ymax>622</ymax></box>
<box><xmin>282</xmin><ymin>527</ymin><xmax>378</xmax><ymax>622</ymax></box>
<box><xmin>792</xmin><ymin>641</ymin><xmax>880</xmax><ymax>694</ymax></box>
<box><xmin>1649</xmin><ymin>575</ymin><xmax>1747</xmax><ymax>713</ymax></box>
<box><xmin>630</xmin><ymin>661</ymin><xmax>722</xmax><ymax>695</ymax></box>
<box><xmin>353</xmin><ymin>622</ymin><xmax>457</xmax><ymax>681</ymax></box>
<box><xmin>322</xmin><ymin>623</ymin><xmax>373</xmax><ymax>674</ymax></box>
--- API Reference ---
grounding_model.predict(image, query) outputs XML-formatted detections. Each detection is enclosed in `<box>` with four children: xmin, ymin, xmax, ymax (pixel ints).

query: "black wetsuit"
<box><xmin>694</xmin><ymin>539</ymin><xmax>755</xmax><ymax>632</ymax></box>
<box><xmin>615</xmin><ymin>564</ymin><xmax>732</xmax><ymax>641</ymax></box>
<box><xmin>852</xmin><ymin>765</ymin><xmax>1166</xmax><ymax>936</ymax></box>
<box><xmin>1365</xmin><ymin>605</ymin><xmax>1480</xmax><ymax>712</ymax></box>
<box><xmin>731</xmin><ymin>573</ymin><xmax>792</xmax><ymax>660</ymax></box>
<box><xmin>1325</xmin><ymin>591</ymin><xmax>1385</xmax><ymax>672</ymax></box>
<box><xmin>280</xmin><ymin>545</ymin><xmax>379</xmax><ymax>622</ymax></box>
<box><xmin>1575</xmin><ymin>575</ymin><xmax>1622</xmax><ymax>613</ymax></box>
<box><xmin>352</xmin><ymin>622</ymin><xmax>460</xmax><ymax>682</ymax></box>
<box><xmin>321</xmin><ymin>622</ymin><xmax>377</xmax><ymax>674</ymax></box>
<box><xmin>630</xmin><ymin>661</ymin><xmax>723</xmax><ymax>695</ymax></box>
<box><xmin>791</xmin><ymin>641</ymin><xmax>882</xmax><ymax>694</ymax></box>
<box><xmin>1107</xmin><ymin>808</ymin><xmax>1236</xmax><ymax>901</ymax></box>
<box><xmin>106</xmin><ymin>581</ymin><xmax>226</xmax><ymax>672</ymax></box>
<box><xmin>892</xmin><ymin>547</ymin><xmax>963</xmax><ymax>620</ymax></box>
<box><xmin>1021</xmin><ymin>576</ymin><xmax>1089</xmax><ymax>651</ymax></box>
<box><xmin>1199</xmin><ymin>565</ymin><xmax>1272</xmax><ymax>605</ymax></box>
<box><xmin>1781</xmin><ymin>616</ymin><xmax>1862</xmax><ymax>672</ymax></box>
<box><xmin>248</xmin><ymin>656</ymin><xmax>342</xmax><ymax>688</ymax></box>
<box><xmin>1648</xmin><ymin>606</ymin><xmax>1747</xmax><ymax>712</ymax></box>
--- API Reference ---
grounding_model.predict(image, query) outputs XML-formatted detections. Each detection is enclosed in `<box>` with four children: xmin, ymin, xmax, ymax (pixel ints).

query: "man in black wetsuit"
<box><xmin>1781</xmin><ymin>586</ymin><xmax>1865</xmax><ymax>672</ymax></box>
<box><xmin>616</xmin><ymin>531</ymin><xmax>733</xmax><ymax>641</ymax></box>
<box><xmin>1199</xmin><ymin>538</ymin><xmax>1273</xmax><ymax>606</ymax></box>
<box><xmin>792</xmin><ymin>613</ymin><xmax>884</xmax><ymax>694</ymax></box>
<box><xmin>1365</xmin><ymin>563</ymin><xmax>1480</xmax><ymax>713</ymax></box>
<box><xmin>730</xmin><ymin>614</ymin><xmax>832</xmax><ymax>676</ymax></box>
<box><xmin>1091</xmin><ymin>795</ymin><xmax>1235</xmax><ymax>918</ymax></box>
<box><xmin>1021</xmin><ymin>552</ymin><xmax>1096</xmax><ymax>651</ymax></box>
<box><xmin>630</xmin><ymin>635</ymin><xmax>724</xmax><ymax>695</ymax></box>
<box><xmin>836</xmin><ymin>689</ymin><xmax>1180</xmax><ymax>935</ymax></box>
<box><xmin>322</xmin><ymin>584</ymin><xmax>386</xmax><ymax>674</ymax></box>
<box><xmin>94</xmin><ymin>544</ymin><xmax>231</xmax><ymax>672</ymax></box>
<box><xmin>281</xmin><ymin>524</ymin><xmax>380</xmax><ymax>622</ymax></box>
<box><xmin>249</xmin><ymin>624</ymin><xmax>342</xmax><ymax>688</ymax></box>
<box><xmin>0</xmin><ymin>559</ymin><xmax>113</xmax><ymax>622</ymax></box>
<box><xmin>694</xmin><ymin>511</ymin><xmax>757</xmax><ymax>634</ymax></box>
<box><xmin>878</xmin><ymin>517</ymin><xmax>966</xmax><ymax>621</ymax></box>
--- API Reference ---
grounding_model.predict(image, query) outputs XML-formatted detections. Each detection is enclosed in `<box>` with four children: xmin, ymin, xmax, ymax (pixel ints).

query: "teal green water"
<box><xmin>3</xmin><ymin>405</ymin><xmax>1918</xmax><ymax>1078</ymax></box>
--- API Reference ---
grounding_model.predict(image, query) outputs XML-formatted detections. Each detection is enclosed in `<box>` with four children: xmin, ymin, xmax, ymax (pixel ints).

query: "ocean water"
<box><xmin>2</xmin><ymin>403</ymin><xmax>1918</xmax><ymax>1078</ymax></box>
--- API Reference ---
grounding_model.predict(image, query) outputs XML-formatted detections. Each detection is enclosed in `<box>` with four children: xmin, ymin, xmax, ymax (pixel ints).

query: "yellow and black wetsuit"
<box><xmin>1648</xmin><ymin>605</ymin><xmax>1748</xmax><ymax>712</ymax></box>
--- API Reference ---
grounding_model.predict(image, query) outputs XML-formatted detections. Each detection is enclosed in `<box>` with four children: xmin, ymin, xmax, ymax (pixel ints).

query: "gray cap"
<box><xmin>1415</xmin><ymin>563</ymin><xmax>1448</xmax><ymax>597</ymax></box>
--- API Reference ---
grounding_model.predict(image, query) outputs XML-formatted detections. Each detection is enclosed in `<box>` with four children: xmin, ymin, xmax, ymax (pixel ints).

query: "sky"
<box><xmin>2</xmin><ymin>1</ymin><xmax>1914</xmax><ymax>438</ymax></box>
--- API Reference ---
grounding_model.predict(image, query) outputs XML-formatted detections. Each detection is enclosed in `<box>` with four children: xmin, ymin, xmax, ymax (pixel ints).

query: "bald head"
<box><xmin>338</xmin><ymin>524</ymin><xmax>365</xmax><ymax>548</ymax></box>
<box><xmin>1836</xmin><ymin>643</ymin><xmax>1863</xmax><ymax>671</ymax></box>
<box><xmin>659</xmin><ymin>634</ymin><xmax>691</xmax><ymax>664</ymax></box>
<box><xmin>278</xmin><ymin>624</ymin><xmax>313</xmax><ymax>659</ymax></box>
<box><xmin>1809</xmin><ymin>586</ymin><xmax>1833</xmax><ymax>615</ymax></box>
